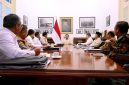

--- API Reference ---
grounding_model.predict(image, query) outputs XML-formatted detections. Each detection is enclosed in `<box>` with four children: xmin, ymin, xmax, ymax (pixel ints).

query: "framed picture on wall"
<box><xmin>79</xmin><ymin>17</ymin><xmax>95</xmax><ymax>28</ymax></box>
<box><xmin>60</xmin><ymin>17</ymin><xmax>73</xmax><ymax>34</ymax></box>
<box><xmin>76</xmin><ymin>29</ymin><xmax>83</xmax><ymax>34</ymax></box>
<box><xmin>84</xmin><ymin>29</ymin><xmax>99</xmax><ymax>34</ymax></box>
<box><xmin>38</xmin><ymin>17</ymin><xmax>54</xmax><ymax>29</ymax></box>
<box><xmin>5</xmin><ymin>0</ymin><xmax>11</xmax><ymax>4</ymax></box>
<box><xmin>106</xmin><ymin>15</ymin><xmax>110</xmax><ymax>27</ymax></box>
<box><xmin>23</xmin><ymin>15</ymin><xmax>28</xmax><ymax>26</ymax></box>
<box><xmin>39</xmin><ymin>29</ymin><xmax>53</xmax><ymax>34</ymax></box>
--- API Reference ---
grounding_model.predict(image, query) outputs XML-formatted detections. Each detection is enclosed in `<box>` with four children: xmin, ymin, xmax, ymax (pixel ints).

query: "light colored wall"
<box><xmin>16</xmin><ymin>0</ymin><xmax>118</xmax><ymax>37</ymax></box>
<box><xmin>0</xmin><ymin>0</ymin><xmax>16</xmax><ymax>29</ymax></box>
<box><xmin>119</xmin><ymin>0</ymin><xmax>128</xmax><ymax>21</ymax></box>
<box><xmin>119</xmin><ymin>0</ymin><xmax>129</xmax><ymax>33</ymax></box>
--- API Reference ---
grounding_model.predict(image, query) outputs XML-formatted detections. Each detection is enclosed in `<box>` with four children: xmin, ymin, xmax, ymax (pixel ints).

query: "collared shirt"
<box><xmin>26</xmin><ymin>35</ymin><xmax>34</xmax><ymax>46</ymax></box>
<box><xmin>40</xmin><ymin>36</ymin><xmax>49</xmax><ymax>45</ymax></box>
<box><xmin>0</xmin><ymin>28</ymin><xmax>35</xmax><ymax>60</ymax></box>
<box><xmin>26</xmin><ymin>36</ymin><xmax>42</xmax><ymax>48</ymax></box>
<box><xmin>90</xmin><ymin>38</ymin><xmax>102</xmax><ymax>48</ymax></box>
<box><xmin>33</xmin><ymin>37</ymin><xmax>42</xmax><ymax>46</ymax></box>
<box><xmin>81</xmin><ymin>37</ymin><xmax>93</xmax><ymax>46</ymax></box>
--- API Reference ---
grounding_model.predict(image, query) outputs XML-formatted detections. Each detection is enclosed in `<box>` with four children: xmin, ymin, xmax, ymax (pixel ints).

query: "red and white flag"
<box><xmin>51</xmin><ymin>19</ymin><xmax>61</xmax><ymax>44</ymax></box>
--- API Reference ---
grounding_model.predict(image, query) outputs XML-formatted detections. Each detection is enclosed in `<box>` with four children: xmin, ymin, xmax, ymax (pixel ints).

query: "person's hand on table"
<box><xmin>34</xmin><ymin>47</ymin><xmax>41</xmax><ymax>56</ymax></box>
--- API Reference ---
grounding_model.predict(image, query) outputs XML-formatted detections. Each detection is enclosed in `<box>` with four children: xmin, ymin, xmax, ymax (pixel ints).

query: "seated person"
<box><xmin>40</xmin><ymin>32</ymin><xmax>49</xmax><ymax>45</ymax></box>
<box><xmin>33</xmin><ymin>32</ymin><xmax>48</xmax><ymax>48</ymax></box>
<box><xmin>62</xmin><ymin>34</ymin><xmax>73</xmax><ymax>45</ymax></box>
<box><xmin>33</xmin><ymin>32</ymin><xmax>42</xmax><ymax>46</ymax></box>
<box><xmin>109</xmin><ymin>21</ymin><xmax>129</xmax><ymax>56</ymax></box>
<box><xmin>102</xmin><ymin>30</ymin><xmax>107</xmax><ymax>41</ymax></box>
<box><xmin>90</xmin><ymin>32</ymin><xmax>102</xmax><ymax>48</ymax></box>
<box><xmin>26</xmin><ymin>29</ymin><xmax>35</xmax><ymax>46</ymax></box>
<box><xmin>17</xmin><ymin>24</ymin><xmax>29</xmax><ymax>49</ymax></box>
<box><xmin>26</xmin><ymin>29</ymin><xmax>42</xmax><ymax>48</ymax></box>
<box><xmin>0</xmin><ymin>14</ymin><xmax>40</xmax><ymax>60</ymax></box>
<box><xmin>100</xmin><ymin>31</ymin><xmax>116</xmax><ymax>50</ymax></box>
<box><xmin>79</xmin><ymin>33</ymin><xmax>93</xmax><ymax>46</ymax></box>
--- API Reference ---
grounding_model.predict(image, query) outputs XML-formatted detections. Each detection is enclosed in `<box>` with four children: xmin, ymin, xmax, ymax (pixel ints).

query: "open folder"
<box><xmin>0</xmin><ymin>56</ymin><xmax>49</xmax><ymax>69</ymax></box>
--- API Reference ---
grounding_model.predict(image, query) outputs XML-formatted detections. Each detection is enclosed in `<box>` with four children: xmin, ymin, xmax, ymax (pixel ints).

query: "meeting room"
<box><xmin>0</xmin><ymin>0</ymin><xmax>129</xmax><ymax>85</ymax></box>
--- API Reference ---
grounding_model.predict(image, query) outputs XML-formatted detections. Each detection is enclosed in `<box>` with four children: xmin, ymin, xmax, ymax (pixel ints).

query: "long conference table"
<box><xmin>0</xmin><ymin>45</ymin><xmax>129</xmax><ymax>85</ymax></box>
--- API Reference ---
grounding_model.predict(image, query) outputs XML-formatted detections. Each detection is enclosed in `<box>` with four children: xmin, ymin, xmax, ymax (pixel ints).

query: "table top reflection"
<box><xmin>0</xmin><ymin>45</ymin><xmax>128</xmax><ymax>77</ymax></box>
<box><xmin>48</xmin><ymin>45</ymin><xmax>125</xmax><ymax>73</ymax></box>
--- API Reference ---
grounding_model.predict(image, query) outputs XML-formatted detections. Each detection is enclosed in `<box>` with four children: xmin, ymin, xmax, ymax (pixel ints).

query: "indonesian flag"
<box><xmin>52</xmin><ymin>19</ymin><xmax>61</xmax><ymax>44</ymax></box>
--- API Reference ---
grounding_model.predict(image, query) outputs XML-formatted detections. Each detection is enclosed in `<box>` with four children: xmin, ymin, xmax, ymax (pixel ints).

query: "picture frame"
<box><xmin>38</xmin><ymin>17</ymin><xmax>54</xmax><ymax>29</ymax></box>
<box><xmin>60</xmin><ymin>17</ymin><xmax>73</xmax><ymax>34</ymax></box>
<box><xmin>5</xmin><ymin>0</ymin><xmax>11</xmax><ymax>4</ymax></box>
<box><xmin>40</xmin><ymin>29</ymin><xmax>53</xmax><ymax>34</ymax></box>
<box><xmin>106</xmin><ymin>15</ymin><xmax>110</xmax><ymax>27</ymax></box>
<box><xmin>76</xmin><ymin>29</ymin><xmax>83</xmax><ymax>34</ymax></box>
<box><xmin>84</xmin><ymin>29</ymin><xmax>99</xmax><ymax>34</ymax></box>
<box><xmin>79</xmin><ymin>17</ymin><xmax>95</xmax><ymax>28</ymax></box>
<box><xmin>23</xmin><ymin>15</ymin><xmax>28</xmax><ymax>26</ymax></box>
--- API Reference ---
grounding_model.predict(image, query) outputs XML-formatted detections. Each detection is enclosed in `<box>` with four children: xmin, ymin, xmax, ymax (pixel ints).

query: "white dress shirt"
<box><xmin>26</xmin><ymin>35</ymin><xmax>34</xmax><ymax>46</ymax></box>
<box><xmin>40</xmin><ymin>36</ymin><xmax>48</xmax><ymax>45</ymax></box>
<box><xmin>90</xmin><ymin>38</ymin><xmax>102</xmax><ymax>47</ymax></box>
<box><xmin>0</xmin><ymin>28</ymin><xmax>35</xmax><ymax>60</ymax></box>
<box><xmin>81</xmin><ymin>37</ymin><xmax>93</xmax><ymax>46</ymax></box>
<box><xmin>26</xmin><ymin>36</ymin><xmax>42</xmax><ymax>47</ymax></box>
<box><xmin>33</xmin><ymin>37</ymin><xmax>42</xmax><ymax>46</ymax></box>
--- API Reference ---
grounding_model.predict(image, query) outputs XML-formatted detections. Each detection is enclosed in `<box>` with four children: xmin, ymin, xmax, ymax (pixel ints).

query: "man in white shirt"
<box><xmin>26</xmin><ymin>29</ymin><xmax>35</xmax><ymax>46</ymax></box>
<box><xmin>62</xmin><ymin>34</ymin><xmax>73</xmax><ymax>45</ymax></box>
<box><xmin>40</xmin><ymin>32</ymin><xmax>49</xmax><ymax>45</ymax></box>
<box><xmin>26</xmin><ymin>29</ymin><xmax>43</xmax><ymax>48</ymax></box>
<box><xmin>80</xmin><ymin>33</ymin><xmax>93</xmax><ymax>46</ymax></box>
<box><xmin>33</xmin><ymin>32</ymin><xmax>42</xmax><ymax>46</ymax></box>
<box><xmin>0</xmin><ymin>14</ymin><xmax>40</xmax><ymax>60</ymax></box>
<box><xmin>90</xmin><ymin>32</ymin><xmax>102</xmax><ymax>48</ymax></box>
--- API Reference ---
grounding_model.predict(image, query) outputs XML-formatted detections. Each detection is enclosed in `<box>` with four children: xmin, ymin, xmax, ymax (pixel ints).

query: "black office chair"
<box><xmin>94</xmin><ymin>41</ymin><xmax>105</xmax><ymax>49</ymax></box>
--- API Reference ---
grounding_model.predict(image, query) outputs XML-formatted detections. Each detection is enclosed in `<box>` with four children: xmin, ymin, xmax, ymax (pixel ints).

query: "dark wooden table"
<box><xmin>0</xmin><ymin>45</ymin><xmax>128</xmax><ymax>85</ymax></box>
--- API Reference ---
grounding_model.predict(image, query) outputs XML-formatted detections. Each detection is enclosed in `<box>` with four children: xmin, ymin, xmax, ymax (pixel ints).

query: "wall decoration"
<box><xmin>76</xmin><ymin>29</ymin><xmax>83</xmax><ymax>34</ymax></box>
<box><xmin>60</xmin><ymin>17</ymin><xmax>73</xmax><ymax>34</ymax></box>
<box><xmin>39</xmin><ymin>29</ymin><xmax>53</xmax><ymax>34</ymax></box>
<box><xmin>23</xmin><ymin>15</ymin><xmax>28</xmax><ymax>26</ymax></box>
<box><xmin>106</xmin><ymin>15</ymin><xmax>110</xmax><ymax>27</ymax></box>
<box><xmin>5</xmin><ymin>0</ymin><xmax>11</xmax><ymax>3</ymax></box>
<box><xmin>38</xmin><ymin>17</ymin><xmax>54</xmax><ymax>29</ymax></box>
<box><xmin>84</xmin><ymin>29</ymin><xmax>99</xmax><ymax>34</ymax></box>
<box><xmin>79</xmin><ymin>17</ymin><xmax>95</xmax><ymax>28</ymax></box>
<box><xmin>48</xmin><ymin>29</ymin><xmax>53</xmax><ymax>34</ymax></box>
